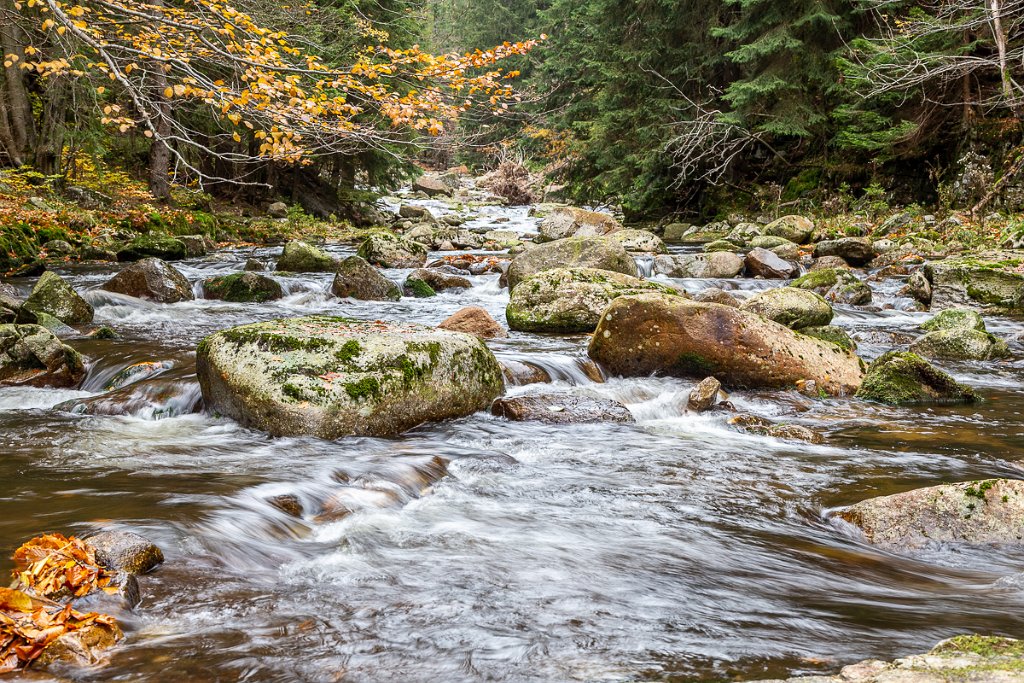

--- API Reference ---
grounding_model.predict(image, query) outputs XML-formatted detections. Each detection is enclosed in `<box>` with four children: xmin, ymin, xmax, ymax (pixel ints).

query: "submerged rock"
<box><xmin>840</xmin><ymin>479</ymin><xmax>1024</xmax><ymax>549</ymax></box>
<box><xmin>275</xmin><ymin>240</ymin><xmax>337</xmax><ymax>273</ymax></box>
<box><xmin>101</xmin><ymin>258</ymin><xmax>194</xmax><ymax>303</ymax></box>
<box><xmin>855</xmin><ymin>351</ymin><xmax>977</xmax><ymax>405</ymax></box>
<box><xmin>729</xmin><ymin>414</ymin><xmax>825</xmax><ymax>444</ymax></box>
<box><xmin>203</xmin><ymin>272</ymin><xmax>284</xmax><ymax>303</ymax></box>
<box><xmin>357</xmin><ymin>232</ymin><xmax>428</xmax><ymax>269</ymax></box>
<box><xmin>23</xmin><ymin>271</ymin><xmax>94</xmax><ymax>324</ymax></box>
<box><xmin>506</xmin><ymin>236</ymin><xmax>638</xmax><ymax>291</ymax></box>
<box><xmin>438</xmin><ymin>306</ymin><xmax>507</xmax><ymax>339</ymax></box>
<box><xmin>507</xmin><ymin>267</ymin><xmax>678</xmax><ymax>333</ymax></box>
<box><xmin>332</xmin><ymin>256</ymin><xmax>401</xmax><ymax>301</ymax></box>
<box><xmin>588</xmin><ymin>294</ymin><xmax>864</xmax><ymax>395</ymax></box>
<box><xmin>740</xmin><ymin>287</ymin><xmax>833</xmax><ymax>330</ymax></box>
<box><xmin>0</xmin><ymin>324</ymin><xmax>85</xmax><ymax>387</ymax></box>
<box><xmin>197</xmin><ymin>315</ymin><xmax>504</xmax><ymax>438</ymax></box>
<box><xmin>491</xmin><ymin>393</ymin><xmax>634</xmax><ymax>424</ymax></box>
<box><xmin>538</xmin><ymin>206</ymin><xmax>622</xmax><ymax>242</ymax></box>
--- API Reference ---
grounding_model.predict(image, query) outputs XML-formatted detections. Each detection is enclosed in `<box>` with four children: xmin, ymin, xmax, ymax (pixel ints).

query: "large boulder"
<box><xmin>506</xmin><ymin>237</ymin><xmax>638</xmax><ymax>291</ymax></box>
<box><xmin>116</xmin><ymin>233</ymin><xmax>187</xmax><ymax>262</ymax></box>
<box><xmin>23</xmin><ymin>271</ymin><xmax>94</xmax><ymax>324</ymax></box>
<box><xmin>653</xmin><ymin>252</ymin><xmax>744</xmax><ymax>279</ymax></box>
<box><xmin>792</xmin><ymin>267</ymin><xmax>872</xmax><ymax>305</ymax></box>
<box><xmin>909</xmin><ymin>328</ymin><xmax>1009</xmax><ymax>361</ymax></box>
<box><xmin>491</xmin><ymin>393</ymin><xmax>634</xmax><ymax>424</ymax></box>
<box><xmin>587</xmin><ymin>294</ymin><xmax>863</xmax><ymax>395</ymax></box>
<box><xmin>538</xmin><ymin>206</ymin><xmax>622</xmax><ymax>242</ymax></box>
<box><xmin>925</xmin><ymin>251</ymin><xmax>1024</xmax><ymax>312</ymax></box>
<box><xmin>203</xmin><ymin>272</ymin><xmax>284</xmax><ymax>303</ymax></box>
<box><xmin>0</xmin><ymin>324</ymin><xmax>86</xmax><ymax>387</ymax></box>
<box><xmin>507</xmin><ymin>267</ymin><xmax>679</xmax><ymax>333</ymax></box>
<box><xmin>745</xmin><ymin>247</ymin><xmax>797</xmax><ymax>279</ymax></box>
<box><xmin>101</xmin><ymin>258</ymin><xmax>194</xmax><ymax>303</ymax></box>
<box><xmin>921</xmin><ymin>307</ymin><xmax>986</xmax><ymax>332</ymax></box>
<box><xmin>197</xmin><ymin>315</ymin><xmax>504</xmax><ymax>438</ymax></box>
<box><xmin>855</xmin><ymin>351</ymin><xmax>978</xmax><ymax>405</ymax></box>
<box><xmin>763</xmin><ymin>215</ymin><xmax>813</xmax><ymax>244</ymax></box>
<box><xmin>275</xmin><ymin>240</ymin><xmax>337</xmax><ymax>273</ymax></box>
<box><xmin>438</xmin><ymin>306</ymin><xmax>507</xmax><ymax>338</ymax></box>
<box><xmin>608</xmin><ymin>229</ymin><xmax>667</xmax><ymax>254</ymax></box>
<box><xmin>332</xmin><ymin>256</ymin><xmax>401</xmax><ymax>301</ymax></box>
<box><xmin>813</xmin><ymin>237</ymin><xmax>876</xmax><ymax>266</ymax></box>
<box><xmin>739</xmin><ymin>287</ymin><xmax>833</xmax><ymax>330</ymax></box>
<box><xmin>357</xmin><ymin>232</ymin><xmax>428</xmax><ymax>269</ymax></box>
<box><xmin>412</xmin><ymin>175</ymin><xmax>452</xmax><ymax>197</ymax></box>
<box><xmin>404</xmin><ymin>268</ymin><xmax>471</xmax><ymax>293</ymax></box>
<box><xmin>840</xmin><ymin>480</ymin><xmax>1024</xmax><ymax>549</ymax></box>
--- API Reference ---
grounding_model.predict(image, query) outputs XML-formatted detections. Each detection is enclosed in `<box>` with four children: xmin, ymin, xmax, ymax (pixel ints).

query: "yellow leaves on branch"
<box><xmin>16</xmin><ymin>0</ymin><xmax>540</xmax><ymax>162</ymax></box>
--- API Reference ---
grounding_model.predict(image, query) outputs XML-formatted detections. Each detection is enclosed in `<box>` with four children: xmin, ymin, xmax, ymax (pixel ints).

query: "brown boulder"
<box><xmin>439</xmin><ymin>306</ymin><xmax>508</xmax><ymax>338</ymax></box>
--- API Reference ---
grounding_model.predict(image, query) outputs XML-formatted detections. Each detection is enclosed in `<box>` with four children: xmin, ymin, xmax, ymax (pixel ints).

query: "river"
<box><xmin>2</xmin><ymin>195</ymin><xmax>1024</xmax><ymax>682</ymax></box>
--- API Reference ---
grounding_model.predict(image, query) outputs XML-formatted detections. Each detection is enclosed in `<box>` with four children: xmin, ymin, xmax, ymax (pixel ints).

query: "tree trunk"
<box><xmin>147</xmin><ymin>0</ymin><xmax>172</xmax><ymax>200</ymax></box>
<box><xmin>0</xmin><ymin>2</ymin><xmax>35</xmax><ymax>162</ymax></box>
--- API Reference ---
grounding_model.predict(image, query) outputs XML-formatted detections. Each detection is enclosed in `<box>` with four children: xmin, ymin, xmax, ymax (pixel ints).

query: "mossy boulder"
<box><xmin>812</xmin><ymin>237</ymin><xmax>876</xmax><ymax>266</ymax></box>
<box><xmin>101</xmin><ymin>258</ymin><xmax>194</xmax><ymax>303</ymax></box>
<box><xmin>506</xmin><ymin>236</ymin><xmax>638</xmax><ymax>291</ymax></box>
<box><xmin>203</xmin><ymin>272</ymin><xmax>284</xmax><ymax>303</ymax></box>
<box><xmin>748</xmin><ymin>235</ymin><xmax>795</xmax><ymax>250</ymax></box>
<box><xmin>0</xmin><ymin>324</ymin><xmax>85</xmax><ymax>387</ymax></box>
<box><xmin>855</xmin><ymin>351</ymin><xmax>977</xmax><ymax>405</ymax></box>
<box><xmin>653</xmin><ymin>252</ymin><xmax>744</xmax><ymax>279</ymax></box>
<box><xmin>726</xmin><ymin>222</ymin><xmax>762</xmax><ymax>246</ymax></box>
<box><xmin>357</xmin><ymin>232</ymin><xmax>428</xmax><ymax>269</ymax></box>
<box><xmin>840</xmin><ymin>480</ymin><xmax>1024</xmax><ymax>549</ymax></box>
<box><xmin>763</xmin><ymin>215</ymin><xmax>813</xmax><ymax>244</ymax></box>
<box><xmin>23</xmin><ymin>271</ymin><xmax>94</xmax><ymax>324</ymax></box>
<box><xmin>703</xmin><ymin>239</ymin><xmax>740</xmax><ymax>253</ymax></box>
<box><xmin>925</xmin><ymin>251</ymin><xmax>1024</xmax><ymax>312</ymax></box>
<box><xmin>827</xmin><ymin>279</ymin><xmax>872</xmax><ymax>306</ymax></box>
<box><xmin>921</xmin><ymin>307</ymin><xmax>986</xmax><ymax>332</ymax></box>
<box><xmin>662</xmin><ymin>223</ymin><xmax>692</xmax><ymax>242</ymax></box>
<box><xmin>740</xmin><ymin>287</ymin><xmax>833</xmax><ymax>330</ymax></box>
<box><xmin>196</xmin><ymin>315</ymin><xmax>504</xmax><ymax>438</ymax></box>
<box><xmin>403</xmin><ymin>277</ymin><xmax>436</xmax><ymax>298</ymax></box>
<box><xmin>910</xmin><ymin>328</ymin><xmax>1010</xmax><ymax>361</ymax></box>
<box><xmin>537</xmin><ymin>206</ymin><xmax>622</xmax><ymax>242</ymax></box>
<box><xmin>507</xmin><ymin>267</ymin><xmax>680</xmax><ymax>333</ymax></box>
<box><xmin>331</xmin><ymin>256</ymin><xmax>401</xmax><ymax>301</ymax></box>
<box><xmin>588</xmin><ymin>294</ymin><xmax>864</xmax><ymax>395</ymax></box>
<box><xmin>275</xmin><ymin>240</ymin><xmax>337</xmax><ymax>273</ymax></box>
<box><xmin>404</xmin><ymin>268</ymin><xmax>471</xmax><ymax>293</ymax></box>
<box><xmin>800</xmin><ymin>325</ymin><xmax>856</xmax><ymax>352</ymax></box>
<box><xmin>609</xmin><ymin>229</ymin><xmax>667</xmax><ymax>253</ymax></box>
<box><xmin>116</xmin><ymin>233</ymin><xmax>187</xmax><ymax>262</ymax></box>
<box><xmin>792</xmin><ymin>267</ymin><xmax>872</xmax><ymax>305</ymax></box>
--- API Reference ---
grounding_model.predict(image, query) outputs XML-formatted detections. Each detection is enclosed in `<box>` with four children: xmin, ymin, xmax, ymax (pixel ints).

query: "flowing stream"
<box><xmin>3</xmin><ymin>197</ymin><xmax>1024</xmax><ymax>682</ymax></box>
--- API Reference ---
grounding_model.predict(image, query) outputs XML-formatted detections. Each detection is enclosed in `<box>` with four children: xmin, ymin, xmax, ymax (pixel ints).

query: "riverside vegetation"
<box><xmin>2</xmin><ymin>0</ymin><xmax>1024</xmax><ymax>681</ymax></box>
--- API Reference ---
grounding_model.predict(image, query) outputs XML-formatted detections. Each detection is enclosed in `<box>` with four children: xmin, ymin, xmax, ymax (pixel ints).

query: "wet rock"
<box><xmin>763</xmin><ymin>215</ymin><xmax>813</xmax><ymax>244</ymax></box>
<box><xmin>507</xmin><ymin>267</ymin><xmax>680</xmax><ymax>333</ymax></box>
<box><xmin>653</xmin><ymin>252</ymin><xmax>744</xmax><ymax>279</ymax></box>
<box><xmin>34</xmin><ymin>620</ymin><xmax>123</xmax><ymax>669</ymax></box>
<box><xmin>44</xmin><ymin>239</ymin><xmax>75</xmax><ymax>257</ymax></box>
<box><xmin>491</xmin><ymin>393</ymin><xmax>634</xmax><ymax>424</ymax></box>
<box><xmin>203</xmin><ymin>272</ymin><xmax>284</xmax><ymax>303</ymax></box>
<box><xmin>405</xmin><ymin>268</ymin><xmax>472</xmax><ymax>293</ymax></box>
<box><xmin>0</xmin><ymin>324</ymin><xmax>86</xmax><ymax>387</ymax></box>
<box><xmin>728</xmin><ymin>414</ymin><xmax>824</xmax><ymax>443</ymax></box>
<box><xmin>813</xmin><ymin>237</ymin><xmax>876</xmax><ymax>266</ymax></box>
<box><xmin>357</xmin><ymin>232</ymin><xmax>428</xmax><ymax>269</ymax></box>
<box><xmin>910</xmin><ymin>328</ymin><xmax>1010</xmax><ymax>361</ymax></box>
<box><xmin>500</xmin><ymin>359</ymin><xmax>551</xmax><ymax>385</ymax></box>
<box><xmin>693</xmin><ymin>287</ymin><xmax>739</xmax><ymax>307</ymax></box>
<box><xmin>332</xmin><ymin>256</ymin><xmax>401</xmax><ymax>301</ymax></box>
<box><xmin>101</xmin><ymin>257</ymin><xmax>194</xmax><ymax>303</ymax></box>
<box><xmin>687</xmin><ymin>376</ymin><xmax>721</xmax><ymax>412</ymax></box>
<box><xmin>537</xmin><ymin>206</ymin><xmax>621</xmax><ymax>242</ymax></box>
<box><xmin>117</xmin><ymin>233</ymin><xmax>187</xmax><ymax>262</ymax></box>
<box><xmin>703</xmin><ymin>240</ymin><xmax>739</xmax><ymax>254</ymax></box>
<box><xmin>413</xmin><ymin>175</ymin><xmax>453</xmax><ymax>197</ymax></box>
<box><xmin>275</xmin><ymin>240</ymin><xmax>337</xmax><ymax>273</ymax></box>
<box><xmin>268</xmin><ymin>494</ymin><xmax>304</xmax><ymax>517</ymax></box>
<box><xmin>902</xmin><ymin>269</ymin><xmax>932</xmax><ymax>306</ymax></box>
<box><xmin>33</xmin><ymin>311</ymin><xmax>76</xmax><ymax>337</ymax></box>
<box><xmin>726</xmin><ymin>222</ymin><xmax>762</xmax><ymax>245</ymax></box>
<box><xmin>179</xmin><ymin>235</ymin><xmax>211</xmax><ymax>258</ymax></box>
<box><xmin>105</xmin><ymin>360</ymin><xmax>174</xmax><ymax>391</ymax></box>
<box><xmin>855</xmin><ymin>351</ymin><xmax>977</xmax><ymax>405</ymax></box>
<box><xmin>840</xmin><ymin>480</ymin><xmax>1024</xmax><ymax>549</ymax></box>
<box><xmin>922</xmin><ymin>307</ymin><xmax>986</xmax><ymax>332</ymax></box>
<box><xmin>23</xmin><ymin>271</ymin><xmax>94</xmax><ymax>324</ymax></box>
<box><xmin>810</xmin><ymin>255</ymin><xmax>852</xmax><ymax>271</ymax></box>
<box><xmin>744</xmin><ymin>247</ymin><xmax>797</xmax><ymax>279</ymax></box>
<box><xmin>243</xmin><ymin>259</ymin><xmax>265</xmax><ymax>272</ymax></box>
<box><xmin>588</xmin><ymin>294</ymin><xmax>864</xmax><ymax>395</ymax></box>
<box><xmin>662</xmin><ymin>223</ymin><xmax>692</xmax><ymax>242</ymax></box>
<box><xmin>826</xmin><ymin>279</ymin><xmax>872</xmax><ymax>306</ymax></box>
<box><xmin>268</xmin><ymin>201</ymin><xmax>289</xmax><ymax>218</ymax></box>
<box><xmin>609</xmin><ymin>228</ymin><xmax>667</xmax><ymax>253</ymax></box>
<box><xmin>55</xmin><ymin>377</ymin><xmax>201</xmax><ymax>418</ymax></box>
<box><xmin>792</xmin><ymin>267</ymin><xmax>871</xmax><ymax>305</ymax></box>
<box><xmin>86</xmin><ymin>530</ymin><xmax>164</xmax><ymax>575</ymax></box>
<box><xmin>740</xmin><ymin>287</ymin><xmax>833</xmax><ymax>330</ymax></box>
<box><xmin>800</xmin><ymin>325</ymin><xmax>856</xmax><ymax>352</ymax></box>
<box><xmin>925</xmin><ymin>251</ymin><xmax>1024</xmax><ymax>312</ymax></box>
<box><xmin>438</xmin><ymin>306</ymin><xmax>507</xmax><ymax>339</ymax></box>
<box><xmin>197</xmin><ymin>315</ymin><xmax>505</xmax><ymax>438</ymax></box>
<box><xmin>399</xmin><ymin>204</ymin><xmax>430</xmax><ymax>220</ymax></box>
<box><xmin>506</xmin><ymin>236</ymin><xmax>638</xmax><ymax>291</ymax></box>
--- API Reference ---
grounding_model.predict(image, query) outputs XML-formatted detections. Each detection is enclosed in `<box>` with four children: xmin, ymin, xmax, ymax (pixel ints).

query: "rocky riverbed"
<box><xmin>1</xmin><ymin>175</ymin><xmax>1024</xmax><ymax>680</ymax></box>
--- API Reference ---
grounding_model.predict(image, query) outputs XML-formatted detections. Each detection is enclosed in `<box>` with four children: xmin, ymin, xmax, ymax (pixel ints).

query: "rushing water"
<box><xmin>3</xmin><ymin>199</ymin><xmax>1024</xmax><ymax>682</ymax></box>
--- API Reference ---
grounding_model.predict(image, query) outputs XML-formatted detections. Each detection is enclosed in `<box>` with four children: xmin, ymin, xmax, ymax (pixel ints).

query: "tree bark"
<box><xmin>0</xmin><ymin>2</ymin><xmax>35</xmax><ymax>162</ymax></box>
<box><xmin>147</xmin><ymin>0</ymin><xmax>172</xmax><ymax>200</ymax></box>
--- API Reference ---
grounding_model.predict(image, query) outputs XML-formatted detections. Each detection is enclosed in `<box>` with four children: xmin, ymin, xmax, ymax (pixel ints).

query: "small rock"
<box><xmin>439</xmin><ymin>306</ymin><xmax>507</xmax><ymax>338</ymax></box>
<box><xmin>268</xmin><ymin>201</ymin><xmax>289</xmax><ymax>218</ymax></box>
<box><xmin>687</xmin><ymin>377</ymin><xmax>721</xmax><ymax>412</ymax></box>
<box><xmin>500</xmin><ymin>359</ymin><xmax>551</xmax><ymax>385</ymax></box>
<box><xmin>86</xmin><ymin>530</ymin><xmax>164</xmax><ymax>575</ymax></box>
<box><xmin>491</xmin><ymin>394</ymin><xmax>634</xmax><ymax>424</ymax></box>
<box><xmin>763</xmin><ymin>215</ymin><xmax>813</xmax><ymax>244</ymax></box>
<box><xmin>744</xmin><ymin>247</ymin><xmax>797</xmax><ymax>279</ymax></box>
<box><xmin>922</xmin><ymin>307</ymin><xmax>985</xmax><ymax>332</ymax></box>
